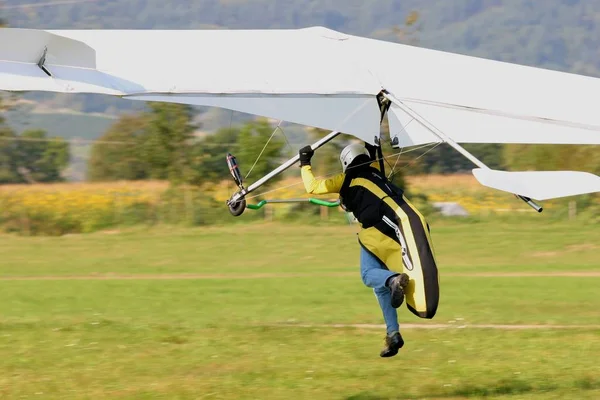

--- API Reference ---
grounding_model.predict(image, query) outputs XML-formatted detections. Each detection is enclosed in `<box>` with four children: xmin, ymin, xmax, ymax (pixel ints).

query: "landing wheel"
<box><xmin>228</xmin><ymin>197</ymin><xmax>246</xmax><ymax>217</ymax></box>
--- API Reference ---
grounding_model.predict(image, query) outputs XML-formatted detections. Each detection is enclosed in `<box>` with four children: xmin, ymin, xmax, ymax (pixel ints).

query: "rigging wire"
<box><xmin>386</xmin><ymin>114</ymin><xmax>419</xmax><ymax>179</ymax></box>
<box><xmin>389</xmin><ymin>141</ymin><xmax>442</xmax><ymax>179</ymax></box>
<box><xmin>243</xmin><ymin>142</ymin><xmax>439</xmax><ymax>201</ymax></box>
<box><xmin>388</xmin><ymin>146</ymin><xmax>404</xmax><ymax>179</ymax></box>
<box><xmin>244</xmin><ymin>120</ymin><xmax>282</xmax><ymax>180</ymax></box>
<box><xmin>382</xmin><ymin>147</ymin><xmax>396</xmax><ymax>172</ymax></box>
<box><xmin>277</xmin><ymin>124</ymin><xmax>296</xmax><ymax>156</ymax></box>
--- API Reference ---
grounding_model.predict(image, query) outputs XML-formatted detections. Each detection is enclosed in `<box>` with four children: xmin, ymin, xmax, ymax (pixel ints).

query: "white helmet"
<box><xmin>340</xmin><ymin>143</ymin><xmax>370</xmax><ymax>173</ymax></box>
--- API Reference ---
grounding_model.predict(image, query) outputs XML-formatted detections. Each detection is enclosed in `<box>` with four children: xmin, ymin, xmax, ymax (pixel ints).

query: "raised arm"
<box><xmin>298</xmin><ymin>145</ymin><xmax>345</xmax><ymax>194</ymax></box>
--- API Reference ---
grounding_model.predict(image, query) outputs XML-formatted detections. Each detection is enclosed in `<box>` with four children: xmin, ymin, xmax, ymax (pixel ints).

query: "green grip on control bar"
<box><xmin>246</xmin><ymin>198</ymin><xmax>340</xmax><ymax>210</ymax></box>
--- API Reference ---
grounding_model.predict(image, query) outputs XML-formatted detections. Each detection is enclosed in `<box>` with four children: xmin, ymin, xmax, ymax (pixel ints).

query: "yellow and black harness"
<box><xmin>340</xmin><ymin>166</ymin><xmax>439</xmax><ymax>319</ymax></box>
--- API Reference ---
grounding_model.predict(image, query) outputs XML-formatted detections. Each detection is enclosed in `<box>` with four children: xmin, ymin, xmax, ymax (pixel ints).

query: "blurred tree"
<box><xmin>138</xmin><ymin>102</ymin><xmax>198</xmax><ymax>184</ymax></box>
<box><xmin>0</xmin><ymin>98</ymin><xmax>5</xmax><ymax>125</ymax></box>
<box><xmin>0</xmin><ymin>129</ymin><xmax>70</xmax><ymax>184</ymax></box>
<box><xmin>504</xmin><ymin>144</ymin><xmax>599</xmax><ymax>174</ymax></box>
<box><xmin>88</xmin><ymin>103</ymin><xmax>198</xmax><ymax>184</ymax></box>
<box><xmin>571</xmin><ymin>145</ymin><xmax>600</xmax><ymax>175</ymax></box>
<box><xmin>87</xmin><ymin>114</ymin><xmax>149</xmax><ymax>181</ymax></box>
<box><xmin>411</xmin><ymin>143</ymin><xmax>504</xmax><ymax>174</ymax></box>
<box><xmin>235</xmin><ymin>118</ymin><xmax>285</xmax><ymax>182</ymax></box>
<box><xmin>0</xmin><ymin>127</ymin><xmax>19</xmax><ymax>183</ymax></box>
<box><xmin>464</xmin><ymin>143</ymin><xmax>505</xmax><ymax>170</ymax></box>
<box><xmin>15</xmin><ymin>130</ymin><xmax>70</xmax><ymax>183</ymax></box>
<box><xmin>191</xmin><ymin>118</ymin><xmax>285</xmax><ymax>186</ymax></box>
<box><xmin>191</xmin><ymin>126</ymin><xmax>239</xmax><ymax>184</ymax></box>
<box><xmin>87</xmin><ymin>108</ymin><xmax>287</xmax><ymax>187</ymax></box>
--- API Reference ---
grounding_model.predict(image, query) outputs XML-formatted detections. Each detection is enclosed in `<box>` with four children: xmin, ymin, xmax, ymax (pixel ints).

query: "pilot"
<box><xmin>298</xmin><ymin>141</ymin><xmax>438</xmax><ymax>358</ymax></box>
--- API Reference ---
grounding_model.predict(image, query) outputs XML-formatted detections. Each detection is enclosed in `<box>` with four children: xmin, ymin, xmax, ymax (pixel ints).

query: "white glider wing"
<box><xmin>1</xmin><ymin>26</ymin><xmax>599</xmax><ymax>204</ymax></box>
<box><xmin>0</xmin><ymin>27</ymin><xmax>383</xmax><ymax>143</ymax></box>
<box><xmin>2</xmin><ymin>26</ymin><xmax>600</xmax><ymax>147</ymax></box>
<box><xmin>473</xmin><ymin>169</ymin><xmax>600</xmax><ymax>201</ymax></box>
<box><xmin>343</xmin><ymin>34</ymin><xmax>600</xmax><ymax>147</ymax></box>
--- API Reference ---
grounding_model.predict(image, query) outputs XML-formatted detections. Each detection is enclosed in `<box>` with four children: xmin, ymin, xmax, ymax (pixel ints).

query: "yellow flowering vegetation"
<box><xmin>407</xmin><ymin>174</ymin><xmax>547</xmax><ymax>214</ymax></box>
<box><xmin>0</xmin><ymin>181</ymin><xmax>227</xmax><ymax>235</ymax></box>
<box><xmin>176</xmin><ymin>173</ymin><xmax>599</xmax><ymax>220</ymax></box>
<box><xmin>1</xmin><ymin>174</ymin><xmax>596</xmax><ymax>235</ymax></box>
<box><xmin>407</xmin><ymin>174</ymin><xmax>598</xmax><ymax>222</ymax></box>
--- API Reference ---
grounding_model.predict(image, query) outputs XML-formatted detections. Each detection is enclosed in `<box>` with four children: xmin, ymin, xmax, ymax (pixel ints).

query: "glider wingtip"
<box><xmin>472</xmin><ymin>168</ymin><xmax>600</xmax><ymax>200</ymax></box>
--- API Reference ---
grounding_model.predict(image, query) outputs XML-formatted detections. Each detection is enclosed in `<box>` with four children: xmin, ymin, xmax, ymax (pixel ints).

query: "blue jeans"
<box><xmin>360</xmin><ymin>246</ymin><xmax>399</xmax><ymax>335</ymax></box>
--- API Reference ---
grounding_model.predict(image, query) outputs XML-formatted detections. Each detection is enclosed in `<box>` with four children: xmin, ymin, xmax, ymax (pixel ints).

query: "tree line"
<box><xmin>88</xmin><ymin>103</ymin><xmax>286</xmax><ymax>187</ymax></box>
<box><xmin>2</xmin><ymin>97</ymin><xmax>598</xmax><ymax>186</ymax></box>
<box><xmin>0</xmin><ymin>96</ymin><xmax>70</xmax><ymax>184</ymax></box>
<box><xmin>86</xmin><ymin>105</ymin><xmax>599</xmax><ymax>186</ymax></box>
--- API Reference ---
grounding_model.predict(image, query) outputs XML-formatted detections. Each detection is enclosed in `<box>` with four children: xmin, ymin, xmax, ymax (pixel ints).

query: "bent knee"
<box><xmin>360</xmin><ymin>270</ymin><xmax>370</xmax><ymax>286</ymax></box>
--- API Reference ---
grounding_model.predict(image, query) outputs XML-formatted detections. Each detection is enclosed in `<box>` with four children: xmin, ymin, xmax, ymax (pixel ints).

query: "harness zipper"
<box><xmin>382</xmin><ymin>215</ymin><xmax>414</xmax><ymax>271</ymax></box>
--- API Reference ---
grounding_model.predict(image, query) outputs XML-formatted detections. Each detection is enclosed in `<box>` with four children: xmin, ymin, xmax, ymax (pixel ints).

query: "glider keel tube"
<box><xmin>227</xmin><ymin>130</ymin><xmax>343</xmax><ymax>216</ymax></box>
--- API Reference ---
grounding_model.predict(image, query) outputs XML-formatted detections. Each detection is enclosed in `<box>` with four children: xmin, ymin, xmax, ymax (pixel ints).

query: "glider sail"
<box><xmin>472</xmin><ymin>169</ymin><xmax>600</xmax><ymax>201</ymax></box>
<box><xmin>1</xmin><ymin>26</ymin><xmax>598</xmax><ymax>209</ymax></box>
<box><xmin>125</xmin><ymin>93</ymin><xmax>380</xmax><ymax>144</ymax></box>
<box><xmin>2</xmin><ymin>26</ymin><xmax>600</xmax><ymax>146</ymax></box>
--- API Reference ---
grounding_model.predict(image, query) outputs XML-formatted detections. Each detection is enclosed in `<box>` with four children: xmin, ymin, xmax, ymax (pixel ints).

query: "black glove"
<box><xmin>299</xmin><ymin>145</ymin><xmax>314</xmax><ymax>167</ymax></box>
<box><xmin>365</xmin><ymin>142</ymin><xmax>377</xmax><ymax>161</ymax></box>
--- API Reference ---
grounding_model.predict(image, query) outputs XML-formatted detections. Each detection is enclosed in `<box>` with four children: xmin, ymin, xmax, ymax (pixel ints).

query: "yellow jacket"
<box><xmin>300</xmin><ymin>163</ymin><xmax>438</xmax><ymax>320</ymax></box>
<box><xmin>300</xmin><ymin>165</ymin><xmax>344</xmax><ymax>194</ymax></box>
<box><xmin>300</xmin><ymin>162</ymin><xmax>380</xmax><ymax>195</ymax></box>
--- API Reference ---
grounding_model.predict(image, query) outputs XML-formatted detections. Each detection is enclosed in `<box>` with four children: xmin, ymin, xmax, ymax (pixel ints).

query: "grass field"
<box><xmin>1</xmin><ymin>219</ymin><xmax>599</xmax><ymax>399</ymax></box>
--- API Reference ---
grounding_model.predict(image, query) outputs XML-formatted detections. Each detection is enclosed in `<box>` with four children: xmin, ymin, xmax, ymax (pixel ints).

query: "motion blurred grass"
<box><xmin>1</xmin><ymin>220</ymin><xmax>597</xmax><ymax>276</ymax></box>
<box><xmin>0</xmin><ymin>220</ymin><xmax>599</xmax><ymax>399</ymax></box>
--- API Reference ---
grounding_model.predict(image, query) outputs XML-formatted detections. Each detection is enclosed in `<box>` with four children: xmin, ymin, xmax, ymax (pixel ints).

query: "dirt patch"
<box><xmin>530</xmin><ymin>251</ymin><xmax>559</xmax><ymax>258</ymax></box>
<box><xmin>566</xmin><ymin>243</ymin><xmax>598</xmax><ymax>251</ymax></box>
<box><xmin>531</xmin><ymin>242</ymin><xmax>598</xmax><ymax>258</ymax></box>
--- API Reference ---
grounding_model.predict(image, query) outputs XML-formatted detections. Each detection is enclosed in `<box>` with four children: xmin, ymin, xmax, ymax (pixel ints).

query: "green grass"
<box><xmin>0</xmin><ymin>219</ymin><xmax>597</xmax><ymax>276</ymax></box>
<box><xmin>0</xmin><ymin>219</ymin><xmax>599</xmax><ymax>399</ymax></box>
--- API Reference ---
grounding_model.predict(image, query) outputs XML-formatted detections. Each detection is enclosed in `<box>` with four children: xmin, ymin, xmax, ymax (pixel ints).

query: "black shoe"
<box><xmin>388</xmin><ymin>273</ymin><xmax>409</xmax><ymax>308</ymax></box>
<box><xmin>380</xmin><ymin>331</ymin><xmax>404</xmax><ymax>357</ymax></box>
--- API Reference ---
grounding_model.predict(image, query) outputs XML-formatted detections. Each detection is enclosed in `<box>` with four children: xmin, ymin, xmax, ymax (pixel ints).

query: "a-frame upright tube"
<box><xmin>228</xmin><ymin>129</ymin><xmax>343</xmax><ymax>208</ymax></box>
<box><xmin>245</xmin><ymin>130</ymin><xmax>343</xmax><ymax>194</ymax></box>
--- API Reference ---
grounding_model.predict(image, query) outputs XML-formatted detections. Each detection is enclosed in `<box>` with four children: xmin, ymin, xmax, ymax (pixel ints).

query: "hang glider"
<box><xmin>1</xmin><ymin>26</ymin><xmax>599</xmax><ymax>214</ymax></box>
